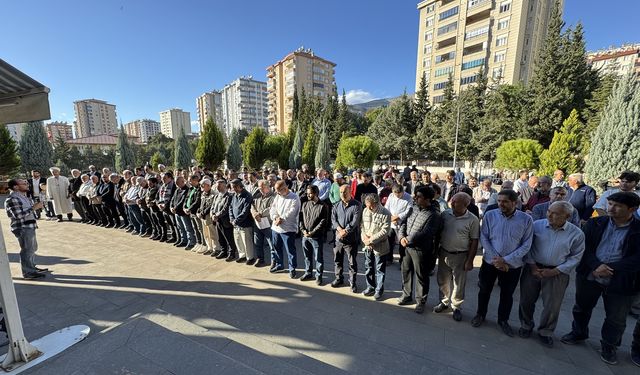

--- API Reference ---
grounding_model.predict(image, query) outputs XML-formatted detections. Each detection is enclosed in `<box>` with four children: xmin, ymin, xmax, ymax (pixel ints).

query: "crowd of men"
<box><xmin>4</xmin><ymin>163</ymin><xmax>640</xmax><ymax>367</ymax></box>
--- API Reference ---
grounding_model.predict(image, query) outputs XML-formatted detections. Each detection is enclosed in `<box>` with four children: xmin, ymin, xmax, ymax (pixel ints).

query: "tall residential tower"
<box><xmin>159</xmin><ymin>108</ymin><xmax>191</xmax><ymax>139</ymax></box>
<box><xmin>73</xmin><ymin>99</ymin><xmax>118</xmax><ymax>138</ymax></box>
<box><xmin>220</xmin><ymin>76</ymin><xmax>268</xmax><ymax>138</ymax></box>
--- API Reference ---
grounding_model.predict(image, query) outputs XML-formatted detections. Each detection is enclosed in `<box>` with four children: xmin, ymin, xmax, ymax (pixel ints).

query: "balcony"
<box><xmin>437</xmin><ymin>36</ymin><xmax>457</xmax><ymax>50</ymax></box>
<box><xmin>463</xmin><ymin>41</ymin><xmax>487</xmax><ymax>56</ymax></box>
<box><xmin>466</xmin><ymin>8</ymin><xmax>491</xmax><ymax>25</ymax></box>
<box><xmin>467</xmin><ymin>0</ymin><xmax>491</xmax><ymax>14</ymax></box>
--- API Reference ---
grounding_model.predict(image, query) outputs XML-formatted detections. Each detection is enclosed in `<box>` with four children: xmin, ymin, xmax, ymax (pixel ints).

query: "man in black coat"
<box><xmin>27</xmin><ymin>170</ymin><xmax>47</xmax><ymax>219</ymax></box>
<box><xmin>561</xmin><ymin>192</ymin><xmax>640</xmax><ymax>365</ymax></box>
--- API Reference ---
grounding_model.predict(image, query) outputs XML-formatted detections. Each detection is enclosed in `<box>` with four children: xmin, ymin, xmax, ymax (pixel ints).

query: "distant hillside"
<box><xmin>348</xmin><ymin>97</ymin><xmax>394</xmax><ymax>115</ymax></box>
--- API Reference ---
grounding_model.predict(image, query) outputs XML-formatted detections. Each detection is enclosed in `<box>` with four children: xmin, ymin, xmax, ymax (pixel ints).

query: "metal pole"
<box><xmin>452</xmin><ymin>99</ymin><xmax>461</xmax><ymax>168</ymax></box>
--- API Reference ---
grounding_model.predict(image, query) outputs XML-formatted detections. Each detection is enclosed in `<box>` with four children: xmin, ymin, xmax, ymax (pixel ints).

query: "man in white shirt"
<box><xmin>270</xmin><ymin>180</ymin><xmax>301</xmax><ymax>278</ymax></box>
<box><xmin>384</xmin><ymin>183</ymin><xmax>413</xmax><ymax>265</ymax></box>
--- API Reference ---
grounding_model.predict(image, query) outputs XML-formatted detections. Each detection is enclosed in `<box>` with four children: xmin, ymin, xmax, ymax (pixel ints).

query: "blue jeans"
<box><xmin>253</xmin><ymin>225</ymin><xmax>274</xmax><ymax>261</ymax></box>
<box><xmin>127</xmin><ymin>204</ymin><xmax>146</xmax><ymax>233</ymax></box>
<box><xmin>272</xmin><ymin>231</ymin><xmax>297</xmax><ymax>272</ymax></box>
<box><xmin>14</xmin><ymin>227</ymin><xmax>38</xmax><ymax>276</ymax></box>
<box><xmin>364</xmin><ymin>248</ymin><xmax>386</xmax><ymax>293</ymax></box>
<box><xmin>302</xmin><ymin>237</ymin><xmax>324</xmax><ymax>276</ymax></box>
<box><xmin>178</xmin><ymin>215</ymin><xmax>196</xmax><ymax>246</ymax></box>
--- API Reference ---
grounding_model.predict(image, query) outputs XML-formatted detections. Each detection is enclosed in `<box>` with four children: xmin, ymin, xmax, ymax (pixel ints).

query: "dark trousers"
<box><xmin>88</xmin><ymin>203</ymin><xmax>103</xmax><ymax>223</ymax></box>
<box><xmin>73</xmin><ymin>197</ymin><xmax>86</xmax><ymax>220</ymax></box>
<box><xmin>476</xmin><ymin>260</ymin><xmax>522</xmax><ymax>322</ymax></box>
<box><xmin>217</xmin><ymin>223</ymin><xmax>236</xmax><ymax>256</ymax></box>
<box><xmin>302</xmin><ymin>236</ymin><xmax>324</xmax><ymax>276</ymax></box>
<box><xmin>364</xmin><ymin>249</ymin><xmax>386</xmax><ymax>293</ymax></box>
<box><xmin>401</xmin><ymin>247</ymin><xmax>430</xmax><ymax>304</ymax></box>
<box><xmin>104</xmin><ymin>202</ymin><xmax>120</xmax><ymax>226</ymax></box>
<box><xmin>632</xmin><ymin>318</ymin><xmax>640</xmax><ymax>353</ymax></box>
<box><xmin>141</xmin><ymin>209</ymin><xmax>152</xmax><ymax>232</ymax></box>
<box><xmin>253</xmin><ymin>225</ymin><xmax>274</xmax><ymax>261</ymax></box>
<box><xmin>152</xmin><ymin>210</ymin><xmax>167</xmax><ymax>238</ymax></box>
<box><xmin>333</xmin><ymin>241</ymin><xmax>358</xmax><ymax>285</ymax></box>
<box><xmin>163</xmin><ymin>211</ymin><xmax>178</xmax><ymax>241</ymax></box>
<box><xmin>570</xmin><ymin>275</ymin><xmax>635</xmax><ymax>349</ymax></box>
<box><xmin>272</xmin><ymin>231</ymin><xmax>297</xmax><ymax>272</ymax></box>
<box><xmin>80</xmin><ymin>197</ymin><xmax>94</xmax><ymax>221</ymax></box>
<box><xmin>191</xmin><ymin>216</ymin><xmax>204</xmax><ymax>245</ymax></box>
<box><xmin>116</xmin><ymin>201</ymin><xmax>129</xmax><ymax>226</ymax></box>
<box><xmin>95</xmin><ymin>204</ymin><xmax>110</xmax><ymax>225</ymax></box>
<box><xmin>387</xmin><ymin>227</ymin><xmax>405</xmax><ymax>262</ymax></box>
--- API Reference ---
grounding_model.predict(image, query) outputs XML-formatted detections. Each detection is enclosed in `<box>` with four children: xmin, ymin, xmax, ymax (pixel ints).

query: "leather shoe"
<box><xmin>350</xmin><ymin>284</ymin><xmax>358</xmax><ymax>293</ymax></box>
<box><xmin>362</xmin><ymin>288</ymin><xmax>375</xmax><ymax>297</ymax></box>
<box><xmin>245</xmin><ymin>258</ymin><xmax>256</xmax><ymax>266</ymax></box>
<box><xmin>560</xmin><ymin>331</ymin><xmax>587</xmax><ymax>345</ymax></box>
<box><xmin>254</xmin><ymin>259</ymin><xmax>265</xmax><ymax>267</ymax></box>
<box><xmin>498</xmin><ymin>320</ymin><xmax>514</xmax><ymax>337</ymax></box>
<box><xmin>397</xmin><ymin>297</ymin><xmax>415</xmax><ymax>306</ymax></box>
<box><xmin>300</xmin><ymin>273</ymin><xmax>314</xmax><ymax>281</ymax></box>
<box><xmin>630</xmin><ymin>349</ymin><xmax>640</xmax><ymax>367</ymax></box>
<box><xmin>236</xmin><ymin>257</ymin><xmax>247</xmax><ymax>263</ymax></box>
<box><xmin>215</xmin><ymin>252</ymin><xmax>228</xmax><ymax>259</ymax></box>
<box><xmin>289</xmin><ymin>271</ymin><xmax>297</xmax><ymax>279</ymax></box>
<box><xmin>518</xmin><ymin>327</ymin><xmax>532</xmax><ymax>339</ymax></box>
<box><xmin>433</xmin><ymin>302</ymin><xmax>451</xmax><ymax>313</ymax></box>
<box><xmin>600</xmin><ymin>345</ymin><xmax>618</xmax><ymax>365</ymax></box>
<box><xmin>414</xmin><ymin>303</ymin><xmax>426</xmax><ymax>314</ymax></box>
<box><xmin>470</xmin><ymin>314</ymin><xmax>485</xmax><ymax>327</ymax></box>
<box><xmin>269</xmin><ymin>265</ymin><xmax>284</xmax><ymax>273</ymax></box>
<box><xmin>23</xmin><ymin>272</ymin><xmax>46</xmax><ymax>279</ymax></box>
<box><xmin>330</xmin><ymin>279</ymin><xmax>344</xmax><ymax>288</ymax></box>
<box><xmin>373</xmin><ymin>292</ymin><xmax>383</xmax><ymax>301</ymax></box>
<box><xmin>225</xmin><ymin>255</ymin><xmax>237</xmax><ymax>262</ymax></box>
<box><xmin>35</xmin><ymin>267</ymin><xmax>50</xmax><ymax>273</ymax></box>
<box><xmin>538</xmin><ymin>334</ymin><xmax>553</xmax><ymax>348</ymax></box>
<box><xmin>315</xmin><ymin>277</ymin><xmax>323</xmax><ymax>286</ymax></box>
<box><xmin>452</xmin><ymin>309</ymin><xmax>462</xmax><ymax>321</ymax></box>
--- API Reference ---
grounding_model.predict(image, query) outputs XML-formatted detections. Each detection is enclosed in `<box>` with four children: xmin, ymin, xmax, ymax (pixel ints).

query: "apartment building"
<box><xmin>73</xmin><ymin>99</ymin><xmax>118</xmax><ymax>138</ymax></box>
<box><xmin>587</xmin><ymin>44</ymin><xmax>640</xmax><ymax>77</ymax></box>
<box><xmin>123</xmin><ymin>119</ymin><xmax>161</xmax><ymax>143</ymax></box>
<box><xmin>415</xmin><ymin>0</ymin><xmax>559</xmax><ymax>103</ymax></box>
<box><xmin>45</xmin><ymin>121</ymin><xmax>73</xmax><ymax>142</ymax></box>
<box><xmin>159</xmin><ymin>108</ymin><xmax>191</xmax><ymax>139</ymax></box>
<box><xmin>220</xmin><ymin>76</ymin><xmax>268</xmax><ymax>138</ymax></box>
<box><xmin>196</xmin><ymin>91</ymin><xmax>224</xmax><ymax>131</ymax></box>
<box><xmin>267</xmin><ymin>47</ymin><xmax>336</xmax><ymax>134</ymax></box>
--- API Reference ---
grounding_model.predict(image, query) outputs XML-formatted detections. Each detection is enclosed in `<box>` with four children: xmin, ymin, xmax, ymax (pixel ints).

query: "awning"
<box><xmin>0</xmin><ymin>58</ymin><xmax>50</xmax><ymax>124</ymax></box>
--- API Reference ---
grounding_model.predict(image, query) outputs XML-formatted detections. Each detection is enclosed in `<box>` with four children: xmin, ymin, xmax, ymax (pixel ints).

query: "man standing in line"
<box><xmin>472</xmin><ymin>190</ymin><xmax>533</xmax><ymax>337</ymax></box>
<box><xmin>212</xmin><ymin>179</ymin><xmax>237</xmax><ymax>261</ymax></box>
<box><xmin>397</xmin><ymin>186</ymin><xmax>442</xmax><ymax>314</ymax></box>
<box><xmin>69</xmin><ymin>169</ymin><xmax>87</xmax><ymax>222</ymax></box>
<box><xmin>229</xmin><ymin>179</ymin><xmax>255</xmax><ymax>263</ymax></box>
<box><xmin>519</xmin><ymin>202</ymin><xmax>585</xmax><ymax>347</ymax></box>
<box><xmin>299</xmin><ymin>185</ymin><xmax>329</xmax><ymax>285</ymax></box>
<box><xmin>171</xmin><ymin>176</ymin><xmax>193</xmax><ymax>248</ymax></box>
<box><xmin>354</xmin><ymin>172</ymin><xmax>378</xmax><ymax>203</ymax></box>
<box><xmin>552</xmin><ymin>169</ymin><xmax>567</xmax><ymax>188</ymax></box>
<box><xmin>331</xmin><ymin>184</ymin><xmax>362</xmax><ymax>292</ymax></box>
<box><xmin>360</xmin><ymin>194</ymin><xmax>391</xmax><ymax>301</ymax></box>
<box><xmin>567</xmin><ymin>173</ymin><xmax>596</xmax><ymax>223</ymax></box>
<box><xmin>531</xmin><ymin>186</ymin><xmax>581</xmax><ymax>226</ymax></box>
<box><xmin>5</xmin><ymin>179</ymin><xmax>47</xmax><ymax>279</ymax></box>
<box><xmin>27</xmin><ymin>170</ymin><xmax>47</xmax><ymax>219</ymax></box>
<box><xmin>384</xmin><ymin>184</ymin><xmax>413</xmax><ymax>266</ymax></box>
<box><xmin>440</xmin><ymin>170</ymin><xmax>458</xmax><ymax>202</ymax></box>
<box><xmin>473</xmin><ymin>178</ymin><xmax>497</xmax><ymax>217</ymax></box>
<box><xmin>593</xmin><ymin>171</ymin><xmax>640</xmax><ymax>217</ymax></box>
<box><xmin>404</xmin><ymin>171</ymin><xmax>421</xmax><ymax>196</ymax></box>
<box><xmin>434</xmin><ymin>193</ymin><xmax>479</xmax><ymax>321</ymax></box>
<box><xmin>46</xmin><ymin>167</ymin><xmax>73</xmax><ymax>222</ymax></box>
<box><xmin>251</xmin><ymin>180</ymin><xmax>275</xmax><ymax>267</ymax></box>
<box><xmin>270</xmin><ymin>180</ymin><xmax>301</xmax><ymax>277</ymax></box>
<box><xmin>524</xmin><ymin>176</ymin><xmax>552</xmax><ymax>212</ymax></box>
<box><xmin>561</xmin><ymin>192</ymin><xmax>640</xmax><ymax>365</ymax></box>
<box><xmin>158</xmin><ymin>172</ymin><xmax>177</xmax><ymax>243</ymax></box>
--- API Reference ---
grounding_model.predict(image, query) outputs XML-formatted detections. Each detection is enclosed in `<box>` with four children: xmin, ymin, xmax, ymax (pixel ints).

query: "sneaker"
<box><xmin>373</xmin><ymin>292</ymin><xmax>383</xmax><ymax>301</ymax></box>
<box><xmin>415</xmin><ymin>303</ymin><xmax>426</xmax><ymax>314</ymax></box>
<box><xmin>630</xmin><ymin>349</ymin><xmax>640</xmax><ymax>367</ymax></box>
<box><xmin>498</xmin><ymin>321</ymin><xmax>514</xmax><ymax>337</ymax></box>
<box><xmin>452</xmin><ymin>309</ymin><xmax>462</xmax><ymax>321</ymax></box>
<box><xmin>362</xmin><ymin>288</ymin><xmax>375</xmax><ymax>297</ymax></box>
<box><xmin>471</xmin><ymin>314</ymin><xmax>485</xmax><ymax>328</ymax></box>
<box><xmin>300</xmin><ymin>273</ymin><xmax>314</xmax><ymax>281</ymax></box>
<box><xmin>600</xmin><ymin>346</ymin><xmax>618</xmax><ymax>365</ymax></box>
<box><xmin>433</xmin><ymin>302</ymin><xmax>451</xmax><ymax>313</ymax></box>
<box><xmin>560</xmin><ymin>331</ymin><xmax>587</xmax><ymax>345</ymax></box>
<box><xmin>518</xmin><ymin>327</ymin><xmax>532</xmax><ymax>339</ymax></box>
<box><xmin>330</xmin><ymin>279</ymin><xmax>344</xmax><ymax>288</ymax></box>
<box><xmin>245</xmin><ymin>258</ymin><xmax>257</xmax><ymax>266</ymax></box>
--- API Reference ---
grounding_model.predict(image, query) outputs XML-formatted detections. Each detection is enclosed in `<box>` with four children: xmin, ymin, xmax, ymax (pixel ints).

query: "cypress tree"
<box><xmin>226</xmin><ymin>129</ymin><xmax>243</xmax><ymax>170</ymax></box>
<box><xmin>292</xmin><ymin>87</ymin><xmax>300</xmax><ymax>122</ymax></box>
<box><xmin>495</xmin><ymin>139</ymin><xmax>544</xmax><ymax>171</ymax></box>
<box><xmin>301</xmin><ymin>122</ymin><xmax>317</xmax><ymax>170</ymax></box>
<box><xmin>315</xmin><ymin>120</ymin><xmax>331</xmax><ymax>171</ymax></box>
<box><xmin>413</xmin><ymin>71</ymin><xmax>431</xmax><ymax>129</ymax></box>
<box><xmin>195</xmin><ymin>116</ymin><xmax>225</xmax><ymax>169</ymax></box>
<box><xmin>538</xmin><ymin>109</ymin><xmax>584</xmax><ymax>176</ymax></box>
<box><xmin>288</xmin><ymin>124</ymin><xmax>303</xmax><ymax>169</ymax></box>
<box><xmin>241</xmin><ymin>127</ymin><xmax>268</xmax><ymax>169</ymax></box>
<box><xmin>585</xmin><ymin>73</ymin><xmax>640</xmax><ymax>189</ymax></box>
<box><xmin>19</xmin><ymin>121</ymin><xmax>54</xmax><ymax>174</ymax></box>
<box><xmin>0</xmin><ymin>124</ymin><xmax>21</xmax><ymax>176</ymax></box>
<box><xmin>174</xmin><ymin>128</ymin><xmax>192</xmax><ymax>169</ymax></box>
<box><xmin>115</xmin><ymin>126</ymin><xmax>136</xmax><ymax>172</ymax></box>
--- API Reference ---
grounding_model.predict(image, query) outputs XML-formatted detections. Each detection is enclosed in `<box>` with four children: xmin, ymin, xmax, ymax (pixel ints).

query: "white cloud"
<box><xmin>345</xmin><ymin>89</ymin><xmax>378</xmax><ymax>105</ymax></box>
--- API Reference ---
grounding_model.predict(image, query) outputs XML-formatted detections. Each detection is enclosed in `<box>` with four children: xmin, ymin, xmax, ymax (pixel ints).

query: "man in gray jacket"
<box><xmin>361</xmin><ymin>194</ymin><xmax>391</xmax><ymax>300</ymax></box>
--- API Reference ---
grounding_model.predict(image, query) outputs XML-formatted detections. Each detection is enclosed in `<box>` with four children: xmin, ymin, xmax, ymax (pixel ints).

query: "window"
<box><xmin>494</xmin><ymin>51</ymin><xmax>506</xmax><ymax>63</ymax></box>
<box><xmin>439</xmin><ymin>6</ymin><xmax>459</xmax><ymax>21</ymax></box>
<box><xmin>495</xmin><ymin>35</ymin><xmax>508</xmax><ymax>47</ymax></box>
<box><xmin>435</xmin><ymin>51</ymin><xmax>456</xmax><ymax>63</ymax></box>
<box><xmin>426</xmin><ymin>16</ymin><xmax>434</xmax><ymax>27</ymax></box>
<box><xmin>425</xmin><ymin>31</ymin><xmax>433</xmax><ymax>41</ymax></box>
<box><xmin>433</xmin><ymin>95</ymin><xmax>445</xmax><ymax>104</ymax></box>
<box><xmin>461</xmin><ymin>58</ymin><xmax>485</xmax><ymax>70</ymax></box>
<box><xmin>426</xmin><ymin>3</ymin><xmax>435</xmax><ymax>13</ymax></box>
<box><xmin>500</xmin><ymin>1</ymin><xmax>511</xmax><ymax>12</ymax></box>
<box><xmin>433</xmin><ymin>81</ymin><xmax>448</xmax><ymax>90</ymax></box>
<box><xmin>460</xmin><ymin>75</ymin><xmax>478</xmax><ymax>85</ymax></box>
<box><xmin>497</xmin><ymin>17</ymin><xmax>510</xmax><ymax>30</ymax></box>
<box><xmin>424</xmin><ymin>44</ymin><xmax>432</xmax><ymax>54</ymax></box>
<box><xmin>437</xmin><ymin>21</ymin><xmax>457</xmax><ymax>36</ymax></box>
<box><xmin>422</xmin><ymin>58</ymin><xmax>431</xmax><ymax>69</ymax></box>
<box><xmin>492</xmin><ymin>66</ymin><xmax>504</xmax><ymax>79</ymax></box>
<box><xmin>465</xmin><ymin>26</ymin><xmax>489</xmax><ymax>39</ymax></box>
<box><xmin>434</xmin><ymin>66</ymin><xmax>454</xmax><ymax>77</ymax></box>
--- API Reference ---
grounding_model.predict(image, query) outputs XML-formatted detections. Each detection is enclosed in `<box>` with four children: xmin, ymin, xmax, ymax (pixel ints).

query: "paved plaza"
<box><xmin>1</xmin><ymin>210</ymin><xmax>638</xmax><ymax>374</ymax></box>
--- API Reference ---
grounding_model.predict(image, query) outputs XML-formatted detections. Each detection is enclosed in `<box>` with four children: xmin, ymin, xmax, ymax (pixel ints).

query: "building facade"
<box><xmin>415</xmin><ymin>0</ymin><xmax>559</xmax><ymax>103</ymax></box>
<box><xmin>196</xmin><ymin>91</ymin><xmax>224</xmax><ymax>132</ymax></box>
<box><xmin>123</xmin><ymin>119</ymin><xmax>161</xmax><ymax>143</ymax></box>
<box><xmin>267</xmin><ymin>47</ymin><xmax>336</xmax><ymax>134</ymax></box>
<box><xmin>220</xmin><ymin>76</ymin><xmax>268</xmax><ymax>138</ymax></box>
<box><xmin>45</xmin><ymin>121</ymin><xmax>74</xmax><ymax>142</ymax></box>
<box><xmin>587</xmin><ymin>44</ymin><xmax>640</xmax><ymax>77</ymax></box>
<box><xmin>159</xmin><ymin>108</ymin><xmax>191</xmax><ymax>139</ymax></box>
<box><xmin>73</xmin><ymin>99</ymin><xmax>118</xmax><ymax>138</ymax></box>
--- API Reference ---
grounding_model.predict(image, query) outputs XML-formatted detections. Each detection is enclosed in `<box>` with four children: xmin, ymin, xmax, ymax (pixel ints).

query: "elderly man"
<box><xmin>593</xmin><ymin>171</ymin><xmax>640</xmax><ymax>217</ymax></box>
<box><xmin>397</xmin><ymin>186</ymin><xmax>442</xmax><ymax>314</ymax></box>
<box><xmin>212</xmin><ymin>179</ymin><xmax>237</xmax><ymax>261</ymax></box>
<box><xmin>360</xmin><ymin>194</ymin><xmax>391</xmax><ymax>300</ymax></box>
<box><xmin>158</xmin><ymin>172</ymin><xmax>177</xmax><ymax>243</ymax></box>
<box><xmin>312</xmin><ymin>169</ymin><xmax>332</xmax><ymax>204</ymax></box>
<box><xmin>561</xmin><ymin>192</ymin><xmax>640</xmax><ymax>365</ymax></box>
<box><xmin>300</xmin><ymin>185</ymin><xmax>329</xmax><ymax>284</ymax></box>
<box><xmin>291</xmin><ymin>171</ymin><xmax>309</xmax><ymax>202</ymax></box>
<box><xmin>552</xmin><ymin>169</ymin><xmax>567</xmax><ymax>188</ymax></box>
<box><xmin>384</xmin><ymin>183</ymin><xmax>413</xmax><ymax>265</ymax></box>
<box><xmin>404</xmin><ymin>170</ymin><xmax>421</xmax><ymax>196</ymax></box>
<box><xmin>472</xmin><ymin>190</ymin><xmax>533</xmax><ymax>336</ymax></box>
<box><xmin>46</xmin><ymin>167</ymin><xmax>73</xmax><ymax>222</ymax></box>
<box><xmin>434</xmin><ymin>192</ymin><xmax>480</xmax><ymax>321</ymax></box>
<box><xmin>473</xmin><ymin>178</ymin><xmax>497</xmax><ymax>217</ymax></box>
<box><xmin>567</xmin><ymin>173</ymin><xmax>596</xmax><ymax>223</ymax></box>
<box><xmin>329</xmin><ymin>173</ymin><xmax>344</xmax><ymax>205</ymax></box>
<box><xmin>331</xmin><ymin>184</ymin><xmax>362</xmax><ymax>292</ymax></box>
<box><xmin>270</xmin><ymin>180</ymin><xmax>301</xmax><ymax>277</ymax></box>
<box><xmin>519</xmin><ymin>202</ymin><xmax>585</xmax><ymax>347</ymax></box>
<box><xmin>229</xmin><ymin>179</ymin><xmax>255</xmax><ymax>263</ymax></box>
<box><xmin>524</xmin><ymin>176</ymin><xmax>552</xmax><ymax>212</ymax></box>
<box><xmin>5</xmin><ymin>179</ymin><xmax>47</xmax><ymax>279</ymax></box>
<box><xmin>184</xmin><ymin>175</ymin><xmax>203</xmax><ymax>251</ymax></box>
<box><xmin>532</xmin><ymin>186</ymin><xmax>581</xmax><ymax>226</ymax></box>
<box><xmin>251</xmin><ymin>180</ymin><xmax>275</xmax><ymax>267</ymax></box>
<box><xmin>196</xmin><ymin>179</ymin><xmax>217</xmax><ymax>255</ymax></box>
<box><xmin>125</xmin><ymin>177</ymin><xmax>145</xmax><ymax>234</ymax></box>
<box><xmin>514</xmin><ymin>170</ymin><xmax>529</xmax><ymax>195</ymax></box>
<box><xmin>68</xmin><ymin>169</ymin><xmax>87</xmax><ymax>222</ymax></box>
<box><xmin>171</xmin><ymin>176</ymin><xmax>193</xmax><ymax>248</ymax></box>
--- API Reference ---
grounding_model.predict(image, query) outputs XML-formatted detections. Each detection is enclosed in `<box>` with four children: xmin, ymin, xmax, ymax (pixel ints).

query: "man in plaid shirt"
<box><xmin>5</xmin><ymin>179</ymin><xmax>47</xmax><ymax>279</ymax></box>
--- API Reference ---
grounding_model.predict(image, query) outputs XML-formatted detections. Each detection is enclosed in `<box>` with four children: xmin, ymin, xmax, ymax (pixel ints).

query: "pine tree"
<box><xmin>494</xmin><ymin>139</ymin><xmax>544</xmax><ymax>171</ymax></box>
<box><xmin>174</xmin><ymin>128</ymin><xmax>192</xmax><ymax>169</ymax></box>
<box><xmin>413</xmin><ymin>72</ymin><xmax>431</xmax><ymax>129</ymax></box>
<box><xmin>19</xmin><ymin>121</ymin><xmax>54</xmax><ymax>174</ymax></box>
<box><xmin>53</xmin><ymin>134</ymin><xmax>71</xmax><ymax>167</ymax></box>
<box><xmin>150</xmin><ymin>151</ymin><xmax>164</xmax><ymax>168</ymax></box>
<box><xmin>0</xmin><ymin>124</ymin><xmax>21</xmax><ymax>176</ymax></box>
<box><xmin>288</xmin><ymin>124</ymin><xmax>303</xmax><ymax>169</ymax></box>
<box><xmin>195</xmin><ymin>116</ymin><xmax>225</xmax><ymax>169</ymax></box>
<box><xmin>301</xmin><ymin>122</ymin><xmax>317</xmax><ymax>170</ymax></box>
<box><xmin>564</xmin><ymin>23</ymin><xmax>597</xmax><ymax>115</ymax></box>
<box><xmin>115</xmin><ymin>126</ymin><xmax>136</xmax><ymax>172</ymax></box>
<box><xmin>68</xmin><ymin>146</ymin><xmax>83</xmax><ymax>170</ymax></box>
<box><xmin>241</xmin><ymin>127</ymin><xmax>268</xmax><ymax>169</ymax></box>
<box><xmin>585</xmin><ymin>73</ymin><xmax>640</xmax><ymax>189</ymax></box>
<box><xmin>538</xmin><ymin>109</ymin><xmax>584</xmax><ymax>176</ymax></box>
<box><xmin>581</xmin><ymin>72</ymin><xmax>617</xmax><ymax>153</ymax></box>
<box><xmin>315</xmin><ymin>120</ymin><xmax>331</xmax><ymax>171</ymax></box>
<box><xmin>226</xmin><ymin>129</ymin><xmax>243</xmax><ymax>170</ymax></box>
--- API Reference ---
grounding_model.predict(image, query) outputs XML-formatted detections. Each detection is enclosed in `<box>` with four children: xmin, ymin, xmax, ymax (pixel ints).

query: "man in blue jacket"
<box><xmin>561</xmin><ymin>192</ymin><xmax>640</xmax><ymax>366</ymax></box>
<box><xmin>567</xmin><ymin>173</ymin><xmax>596</xmax><ymax>223</ymax></box>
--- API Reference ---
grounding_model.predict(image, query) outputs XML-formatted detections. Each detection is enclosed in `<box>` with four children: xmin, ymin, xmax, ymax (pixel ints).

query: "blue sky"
<box><xmin>4</xmin><ymin>0</ymin><xmax>639</xmax><ymax>132</ymax></box>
